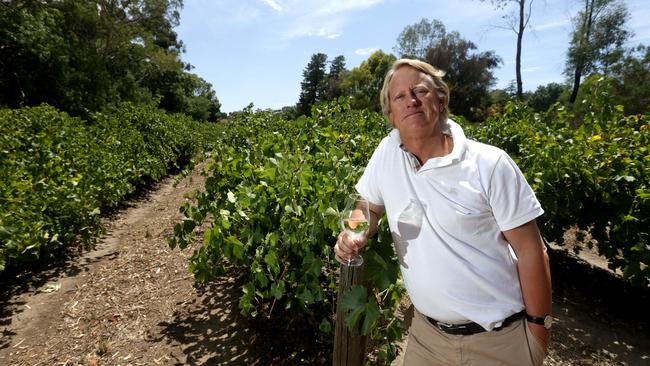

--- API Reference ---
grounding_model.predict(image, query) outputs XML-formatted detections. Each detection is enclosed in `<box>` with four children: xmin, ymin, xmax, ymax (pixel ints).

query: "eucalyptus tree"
<box><xmin>565</xmin><ymin>0</ymin><xmax>631</xmax><ymax>103</ymax></box>
<box><xmin>393</xmin><ymin>18</ymin><xmax>447</xmax><ymax>61</ymax></box>
<box><xmin>609</xmin><ymin>45</ymin><xmax>649</xmax><ymax>115</ymax></box>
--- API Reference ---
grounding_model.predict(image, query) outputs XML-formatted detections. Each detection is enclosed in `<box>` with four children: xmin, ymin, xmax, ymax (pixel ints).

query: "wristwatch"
<box><xmin>526</xmin><ymin>313</ymin><xmax>553</xmax><ymax>329</ymax></box>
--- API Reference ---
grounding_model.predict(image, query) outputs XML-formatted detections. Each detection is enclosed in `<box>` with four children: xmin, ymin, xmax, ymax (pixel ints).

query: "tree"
<box><xmin>570</xmin><ymin>73</ymin><xmax>618</xmax><ymax>123</ymax></box>
<box><xmin>609</xmin><ymin>45</ymin><xmax>650</xmax><ymax>115</ymax></box>
<box><xmin>424</xmin><ymin>31</ymin><xmax>502</xmax><ymax>121</ymax></box>
<box><xmin>0</xmin><ymin>1</ymin><xmax>77</xmax><ymax>110</ymax></box>
<box><xmin>296</xmin><ymin>53</ymin><xmax>328</xmax><ymax>116</ymax></box>
<box><xmin>392</xmin><ymin>19</ymin><xmax>501</xmax><ymax>121</ymax></box>
<box><xmin>0</xmin><ymin>0</ymin><xmax>221</xmax><ymax>120</ymax></box>
<box><xmin>565</xmin><ymin>0</ymin><xmax>631</xmax><ymax>103</ymax></box>
<box><xmin>340</xmin><ymin>50</ymin><xmax>396</xmax><ymax>112</ymax></box>
<box><xmin>393</xmin><ymin>18</ymin><xmax>446</xmax><ymax>60</ymax></box>
<box><xmin>325</xmin><ymin>55</ymin><xmax>347</xmax><ymax>100</ymax></box>
<box><xmin>526</xmin><ymin>82</ymin><xmax>567</xmax><ymax>112</ymax></box>
<box><xmin>182</xmin><ymin>73</ymin><xmax>223</xmax><ymax>122</ymax></box>
<box><xmin>392</xmin><ymin>19</ymin><xmax>502</xmax><ymax>120</ymax></box>
<box><xmin>477</xmin><ymin>0</ymin><xmax>533</xmax><ymax>99</ymax></box>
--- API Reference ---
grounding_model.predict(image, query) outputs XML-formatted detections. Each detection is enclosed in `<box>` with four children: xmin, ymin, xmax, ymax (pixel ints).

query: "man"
<box><xmin>335</xmin><ymin>59</ymin><xmax>551</xmax><ymax>365</ymax></box>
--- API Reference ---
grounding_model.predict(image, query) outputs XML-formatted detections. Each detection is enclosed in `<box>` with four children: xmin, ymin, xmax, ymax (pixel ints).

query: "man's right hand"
<box><xmin>334</xmin><ymin>231</ymin><xmax>367</xmax><ymax>263</ymax></box>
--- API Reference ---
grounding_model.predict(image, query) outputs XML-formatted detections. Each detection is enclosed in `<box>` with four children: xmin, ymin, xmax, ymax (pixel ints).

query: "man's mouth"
<box><xmin>404</xmin><ymin>111</ymin><xmax>423</xmax><ymax>119</ymax></box>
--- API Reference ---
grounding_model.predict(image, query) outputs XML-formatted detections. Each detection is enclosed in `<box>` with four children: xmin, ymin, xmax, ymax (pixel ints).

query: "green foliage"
<box><xmin>526</xmin><ymin>82</ymin><xmax>567</xmax><ymax>112</ymax></box>
<box><xmin>393</xmin><ymin>18</ymin><xmax>502</xmax><ymax>121</ymax></box>
<box><xmin>297</xmin><ymin>53</ymin><xmax>329</xmax><ymax>117</ymax></box>
<box><xmin>325</xmin><ymin>55</ymin><xmax>348</xmax><ymax>101</ymax></box>
<box><xmin>0</xmin><ymin>0</ymin><xmax>221</xmax><ymax>121</ymax></box>
<box><xmin>340</xmin><ymin>50</ymin><xmax>397</xmax><ymax>113</ymax></box>
<box><xmin>609</xmin><ymin>45</ymin><xmax>650</xmax><ymax>115</ymax></box>
<box><xmin>0</xmin><ymin>103</ymin><xmax>220</xmax><ymax>272</ymax></box>
<box><xmin>465</xmin><ymin>84</ymin><xmax>649</xmax><ymax>286</ymax></box>
<box><xmin>173</xmin><ymin>87</ymin><xmax>648</xmax><ymax>364</ymax></box>
<box><xmin>571</xmin><ymin>74</ymin><xmax>619</xmax><ymax>125</ymax></box>
<box><xmin>393</xmin><ymin>18</ymin><xmax>447</xmax><ymax>60</ymax></box>
<box><xmin>566</xmin><ymin>0</ymin><xmax>631</xmax><ymax>103</ymax></box>
<box><xmin>340</xmin><ymin>285</ymin><xmax>380</xmax><ymax>336</ymax></box>
<box><xmin>294</xmin><ymin>54</ymin><xmax>349</xmax><ymax>119</ymax></box>
<box><xmin>170</xmin><ymin>98</ymin><xmax>405</xmax><ymax>363</ymax></box>
<box><xmin>424</xmin><ymin>30</ymin><xmax>502</xmax><ymax>121</ymax></box>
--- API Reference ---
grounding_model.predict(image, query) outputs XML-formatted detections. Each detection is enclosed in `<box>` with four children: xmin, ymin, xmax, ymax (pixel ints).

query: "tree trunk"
<box><xmin>570</xmin><ymin>0</ymin><xmax>596</xmax><ymax>104</ymax></box>
<box><xmin>515</xmin><ymin>0</ymin><xmax>525</xmax><ymax>100</ymax></box>
<box><xmin>569</xmin><ymin>66</ymin><xmax>582</xmax><ymax>103</ymax></box>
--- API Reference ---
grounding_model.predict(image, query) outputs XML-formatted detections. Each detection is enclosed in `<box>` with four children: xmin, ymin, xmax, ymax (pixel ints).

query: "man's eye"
<box><xmin>414</xmin><ymin>89</ymin><xmax>428</xmax><ymax>96</ymax></box>
<box><xmin>394</xmin><ymin>94</ymin><xmax>404</xmax><ymax>101</ymax></box>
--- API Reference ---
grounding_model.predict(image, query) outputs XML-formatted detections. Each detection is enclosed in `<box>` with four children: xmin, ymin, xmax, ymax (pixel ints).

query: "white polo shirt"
<box><xmin>356</xmin><ymin>119</ymin><xmax>544</xmax><ymax>331</ymax></box>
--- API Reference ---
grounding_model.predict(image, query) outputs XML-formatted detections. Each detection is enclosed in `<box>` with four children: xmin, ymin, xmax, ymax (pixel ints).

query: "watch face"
<box><xmin>544</xmin><ymin>315</ymin><xmax>553</xmax><ymax>329</ymax></box>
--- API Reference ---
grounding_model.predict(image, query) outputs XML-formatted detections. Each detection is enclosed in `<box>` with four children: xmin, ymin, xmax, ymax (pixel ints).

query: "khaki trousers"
<box><xmin>403</xmin><ymin>309</ymin><xmax>547</xmax><ymax>366</ymax></box>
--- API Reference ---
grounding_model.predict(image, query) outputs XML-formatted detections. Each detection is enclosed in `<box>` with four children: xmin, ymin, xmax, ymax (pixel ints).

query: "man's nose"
<box><xmin>407</xmin><ymin>92</ymin><xmax>419</xmax><ymax>106</ymax></box>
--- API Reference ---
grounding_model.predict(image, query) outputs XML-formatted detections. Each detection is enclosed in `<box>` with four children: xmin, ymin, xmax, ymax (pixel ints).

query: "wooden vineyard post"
<box><xmin>333</xmin><ymin>264</ymin><xmax>368</xmax><ymax>366</ymax></box>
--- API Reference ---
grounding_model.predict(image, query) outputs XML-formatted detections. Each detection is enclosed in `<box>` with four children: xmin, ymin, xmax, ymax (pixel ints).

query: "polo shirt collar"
<box><xmin>389</xmin><ymin>119</ymin><xmax>468</xmax><ymax>171</ymax></box>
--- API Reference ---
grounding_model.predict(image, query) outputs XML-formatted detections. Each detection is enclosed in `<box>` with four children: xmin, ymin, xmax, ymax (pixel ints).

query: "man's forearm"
<box><xmin>504</xmin><ymin>220</ymin><xmax>552</xmax><ymax>347</ymax></box>
<box><xmin>367</xmin><ymin>203</ymin><xmax>384</xmax><ymax>237</ymax></box>
<box><xmin>517</xmin><ymin>245</ymin><xmax>552</xmax><ymax>319</ymax></box>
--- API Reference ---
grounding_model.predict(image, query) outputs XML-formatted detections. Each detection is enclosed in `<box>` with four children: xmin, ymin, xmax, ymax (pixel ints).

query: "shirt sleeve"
<box><xmin>355</xmin><ymin>138</ymin><xmax>387</xmax><ymax>207</ymax></box>
<box><xmin>488</xmin><ymin>152</ymin><xmax>544</xmax><ymax>231</ymax></box>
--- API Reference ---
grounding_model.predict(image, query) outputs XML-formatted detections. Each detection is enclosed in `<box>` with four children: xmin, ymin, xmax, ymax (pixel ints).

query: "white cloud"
<box><xmin>355</xmin><ymin>48</ymin><xmax>378</xmax><ymax>55</ymax></box>
<box><xmin>534</xmin><ymin>21</ymin><xmax>568</xmax><ymax>31</ymax></box>
<box><xmin>261</xmin><ymin>0</ymin><xmax>283</xmax><ymax>12</ymax></box>
<box><xmin>284</xmin><ymin>24</ymin><xmax>343</xmax><ymax>39</ymax></box>
<box><xmin>314</xmin><ymin>0</ymin><xmax>383</xmax><ymax>16</ymax></box>
<box><xmin>522</xmin><ymin>66</ymin><xmax>541</xmax><ymax>73</ymax></box>
<box><xmin>277</xmin><ymin>0</ymin><xmax>383</xmax><ymax>39</ymax></box>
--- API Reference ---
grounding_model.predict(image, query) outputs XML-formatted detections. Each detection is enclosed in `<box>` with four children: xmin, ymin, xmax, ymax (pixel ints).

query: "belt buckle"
<box><xmin>437</xmin><ymin>321</ymin><xmax>464</xmax><ymax>331</ymax></box>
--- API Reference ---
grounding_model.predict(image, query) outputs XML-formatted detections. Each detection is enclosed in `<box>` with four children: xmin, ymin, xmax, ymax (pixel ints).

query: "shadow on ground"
<box><xmin>0</xmin><ymin>178</ymin><xmax>164</xmax><ymax>352</ymax></box>
<box><xmin>0</xmin><ymin>244</ymin><xmax>118</xmax><ymax>351</ymax></box>
<box><xmin>156</xmin><ymin>270</ymin><xmax>331</xmax><ymax>365</ymax></box>
<box><xmin>548</xmin><ymin>247</ymin><xmax>650</xmax><ymax>365</ymax></box>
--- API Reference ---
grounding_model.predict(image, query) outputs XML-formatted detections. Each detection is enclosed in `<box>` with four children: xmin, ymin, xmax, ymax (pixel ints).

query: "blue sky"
<box><xmin>175</xmin><ymin>0</ymin><xmax>650</xmax><ymax>113</ymax></box>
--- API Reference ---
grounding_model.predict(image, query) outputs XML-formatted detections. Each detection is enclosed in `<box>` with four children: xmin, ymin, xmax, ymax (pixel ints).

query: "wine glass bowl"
<box><xmin>338</xmin><ymin>193</ymin><xmax>370</xmax><ymax>266</ymax></box>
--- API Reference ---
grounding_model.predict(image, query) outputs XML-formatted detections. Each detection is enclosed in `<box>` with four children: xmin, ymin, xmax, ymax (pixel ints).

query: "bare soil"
<box><xmin>1</xmin><ymin>162</ymin><xmax>649</xmax><ymax>365</ymax></box>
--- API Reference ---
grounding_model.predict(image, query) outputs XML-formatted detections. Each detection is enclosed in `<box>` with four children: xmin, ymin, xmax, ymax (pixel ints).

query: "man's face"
<box><xmin>388</xmin><ymin>66</ymin><xmax>442</xmax><ymax>136</ymax></box>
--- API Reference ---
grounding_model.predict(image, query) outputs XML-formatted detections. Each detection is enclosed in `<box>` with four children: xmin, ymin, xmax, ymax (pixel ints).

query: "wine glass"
<box><xmin>338</xmin><ymin>193</ymin><xmax>370</xmax><ymax>266</ymax></box>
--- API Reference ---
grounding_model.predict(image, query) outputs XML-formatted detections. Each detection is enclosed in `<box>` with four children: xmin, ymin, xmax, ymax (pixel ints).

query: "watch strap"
<box><xmin>525</xmin><ymin>314</ymin><xmax>546</xmax><ymax>325</ymax></box>
<box><xmin>526</xmin><ymin>313</ymin><xmax>552</xmax><ymax>329</ymax></box>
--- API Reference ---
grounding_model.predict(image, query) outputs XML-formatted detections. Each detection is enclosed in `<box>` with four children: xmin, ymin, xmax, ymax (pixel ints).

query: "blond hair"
<box><xmin>380</xmin><ymin>59</ymin><xmax>450</xmax><ymax>124</ymax></box>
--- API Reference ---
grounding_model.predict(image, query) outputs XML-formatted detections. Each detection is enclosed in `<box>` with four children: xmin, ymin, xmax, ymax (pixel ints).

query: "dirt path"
<box><xmin>0</xmin><ymin>162</ymin><xmax>270</xmax><ymax>365</ymax></box>
<box><xmin>1</xmin><ymin>162</ymin><xmax>649</xmax><ymax>365</ymax></box>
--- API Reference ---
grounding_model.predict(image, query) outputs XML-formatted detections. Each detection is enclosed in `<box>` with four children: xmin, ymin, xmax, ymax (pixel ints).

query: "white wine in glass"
<box><xmin>338</xmin><ymin>193</ymin><xmax>370</xmax><ymax>266</ymax></box>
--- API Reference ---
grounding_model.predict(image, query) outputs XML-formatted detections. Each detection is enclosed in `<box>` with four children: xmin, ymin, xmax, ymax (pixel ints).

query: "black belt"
<box><xmin>426</xmin><ymin>310</ymin><xmax>525</xmax><ymax>336</ymax></box>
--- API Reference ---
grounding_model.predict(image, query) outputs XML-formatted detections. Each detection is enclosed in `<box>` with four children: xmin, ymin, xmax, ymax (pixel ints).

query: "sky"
<box><xmin>175</xmin><ymin>0</ymin><xmax>650</xmax><ymax>114</ymax></box>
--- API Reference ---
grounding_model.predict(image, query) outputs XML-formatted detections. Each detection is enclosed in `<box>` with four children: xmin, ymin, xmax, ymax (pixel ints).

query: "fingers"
<box><xmin>335</xmin><ymin>232</ymin><xmax>366</xmax><ymax>258</ymax></box>
<box><xmin>335</xmin><ymin>233</ymin><xmax>356</xmax><ymax>263</ymax></box>
<box><xmin>336</xmin><ymin>232</ymin><xmax>354</xmax><ymax>255</ymax></box>
<box><xmin>334</xmin><ymin>248</ymin><xmax>349</xmax><ymax>264</ymax></box>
